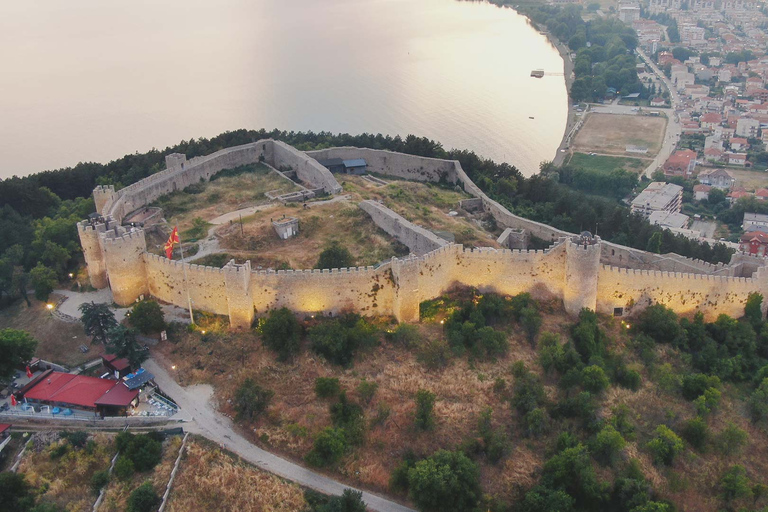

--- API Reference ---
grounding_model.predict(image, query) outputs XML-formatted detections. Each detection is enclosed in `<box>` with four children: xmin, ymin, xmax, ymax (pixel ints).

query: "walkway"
<box><xmin>143</xmin><ymin>358</ymin><xmax>414</xmax><ymax>512</ymax></box>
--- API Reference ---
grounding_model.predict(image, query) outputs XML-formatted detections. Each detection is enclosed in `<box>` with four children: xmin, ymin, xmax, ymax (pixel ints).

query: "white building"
<box><xmin>631</xmin><ymin>182</ymin><xmax>684</xmax><ymax>218</ymax></box>
<box><xmin>736</xmin><ymin>118</ymin><xmax>760</xmax><ymax>138</ymax></box>
<box><xmin>743</xmin><ymin>212</ymin><xmax>768</xmax><ymax>231</ymax></box>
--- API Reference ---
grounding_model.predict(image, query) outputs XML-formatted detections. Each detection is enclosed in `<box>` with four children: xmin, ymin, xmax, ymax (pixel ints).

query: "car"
<box><xmin>0</xmin><ymin>403</ymin><xmax>8</xmax><ymax>412</ymax></box>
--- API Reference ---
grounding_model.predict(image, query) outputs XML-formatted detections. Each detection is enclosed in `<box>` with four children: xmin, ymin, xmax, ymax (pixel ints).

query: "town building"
<box><xmin>663</xmin><ymin>149</ymin><xmax>698</xmax><ymax>178</ymax></box>
<box><xmin>743</xmin><ymin>212</ymin><xmax>768</xmax><ymax>231</ymax></box>
<box><xmin>15</xmin><ymin>369</ymin><xmax>139</xmax><ymax>417</ymax></box>
<box><xmin>101</xmin><ymin>354</ymin><xmax>132</xmax><ymax>379</ymax></box>
<box><xmin>740</xmin><ymin>230</ymin><xmax>768</xmax><ymax>256</ymax></box>
<box><xmin>694</xmin><ymin>184</ymin><xmax>712</xmax><ymax>201</ymax></box>
<box><xmin>726</xmin><ymin>152</ymin><xmax>748</xmax><ymax>166</ymax></box>
<box><xmin>631</xmin><ymin>182</ymin><xmax>684</xmax><ymax>218</ymax></box>
<box><xmin>736</xmin><ymin>117</ymin><xmax>760</xmax><ymax>138</ymax></box>
<box><xmin>697</xmin><ymin>168</ymin><xmax>735</xmax><ymax>189</ymax></box>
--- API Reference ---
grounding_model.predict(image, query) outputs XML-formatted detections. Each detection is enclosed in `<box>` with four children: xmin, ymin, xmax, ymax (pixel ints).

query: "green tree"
<box><xmin>591</xmin><ymin>424</ymin><xmax>626</xmax><ymax>466</ymax></box>
<box><xmin>90</xmin><ymin>470</ymin><xmax>110</xmax><ymax>495</ymax></box>
<box><xmin>415</xmin><ymin>389</ymin><xmax>436</xmax><ymax>430</ymax></box>
<box><xmin>79</xmin><ymin>302</ymin><xmax>118</xmax><ymax>346</ymax></box>
<box><xmin>306</xmin><ymin>427</ymin><xmax>348</xmax><ymax>467</ymax></box>
<box><xmin>318</xmin><ymin>489</ymin><xmax>368</xmax><ymax>512</ymax></box>
<box><xmin>681</xmin><ymin>417</ymin><xmax>709</xmax><ymax>451</ymax></box>
<box><xmin>316</xmin><ymin>242</ymin><xmax>354</xmax><ymax>269</ymax></box>
<box><xmin>105</xmin><ymin>325</ymin><xmax>147</xmax><ymax>368</ymax></box>
<box><xmin>0</xmin><ymin>329</ymin><xmax>38</xmax><ymax>384</ymax></box>
<box><xmin>521</xmin><ymin>305</ymin><xmax>542</xmax><ymax>346</ymax></box>
<box><xmin>646</xmin><ymin>232</ymin><xmax>662</xmax><ymax>253</ymax></box>
<box><xmin>30</xmin><ymin>263</ymin><xmax>57</xmax><ymax>301</ymax></box>
<box><xmin>719</xmin><ymin>465</ymin><xmax>752</xmax><ymax>504</ymax></box>
<box><xmin>126</xmin><ymin>482</ymin><xmax>160</xmax><ymax>512</ymax></box>
<box><xmin>0</xmin><ymin>472</ymin><xmax>34</xmax><ymax>512</ymax></box>
<box><xmin>114</xmin><ymin>456</ymin><xmax>135</xmax><ymax>480</ymax></box>
<box><xmin>127</xmin><ymin>300</ymin><xmax>165</xmax><ymax>334</ymax></box>
<box><xmin>520</xmin><ymin>485</ymin><xmax>575</xmax><ymax>512</ymax></box>
<box><xmin>581</xmin><ymin>365</ymin><xmax>610</xmax><ymax>393</ymax></box>
<box><xmin>634</xmin><ymin>304</ymin><xmax>682</xmax><ymax>344</ymax></box>
<box><xmin>749</xmin><ymin>378</ymin><xmax>768</xmax><ymax>423</ymax></box>
<box><xmin>407</xmin><ymin>450</ymin><xmax>481</xmax><ymax>512</ymax></box>
<box><xmin>646</xmin><ymin>425</ymin><xmax>684</xmax><ymax>466</ymax></box>
<box><xmin>315</xmin><ymin>377</ymin><xmax>342</xmax><ymax>399</ymax></box>
<box><xmin>744</xmin><ymin>292</ymin><xmax>763</xmax><ymax>330</ymax></box>
<box><xmin>233</xmin><ymin>378</ymin><xmax>274</xmax><ymax>422</ymax></box>
<box><xmin>715</xmin><ymin>422</ymin><xmax>747</xmax><ymax>456</ymax></box>
<box><xmin>260</xmin><ymin>307</ymin><xmax>301</xmax><ymax>361</ymax></box>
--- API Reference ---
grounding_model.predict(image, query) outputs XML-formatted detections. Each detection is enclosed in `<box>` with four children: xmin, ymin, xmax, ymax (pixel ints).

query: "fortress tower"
<box><xmin>391</xmin><ymin>256</ymin><xmax>421</xmax><ymax>323</ymax></box>
<box><xmin>77</xmin><ymin>220</ymin><xmax>109</xmax><ymax>289</ymax></box>
<box><xmin>165</xmin><ymin>153</ymin><xmax>187</xmax><ymax>171</ymax></box>
<box><xmin>93</xmin><ymin>185</ymin><xmax>117</xmax><ymax>216</ymax></box>
<box><xmin>101</xmin><ymin>228</ymin><xmax>149</xmax><ymax>306</ymax></box>
<box><xmin>224</xmin><ymin>260</ymin><xmax>254</xmax><ymax>329</ymax></box>
<box><xmin>564</xmin><ymin>232</ymin><xmax>601</xmax><ymax>316</ymax></box>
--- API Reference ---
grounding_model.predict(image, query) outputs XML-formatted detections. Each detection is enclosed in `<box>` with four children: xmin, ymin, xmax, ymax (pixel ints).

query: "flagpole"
<box><xmin>178</xmin><ymin>238</ymin><xmax>195</xmax><ymax>325</ymax></box>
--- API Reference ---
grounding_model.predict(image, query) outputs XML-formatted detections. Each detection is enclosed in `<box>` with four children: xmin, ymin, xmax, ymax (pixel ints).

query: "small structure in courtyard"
<box><xmin>272</xmin><ymin>216</ymin><xmax>299</xmax><ymax>239</ymax></box>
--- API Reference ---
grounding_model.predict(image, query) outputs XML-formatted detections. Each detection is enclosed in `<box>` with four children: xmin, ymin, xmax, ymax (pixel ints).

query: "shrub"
<box><xmin>581</xmin><ymin>365</ymin><xmax>610</xmax><ymax>393</ymax></box>
<box><xmin>30</xmin><ymin>263</ymin><xmax>57</xmax><ymax>301</ymax></box>
<box><xmin>316</xmin><ymin>242</ymin><xmax>354</xmax><ymax>269</ymax></box>
<box><xmin>386</xmin><ymin>324</ymin><xmax>422</xmax><ymax>348</ymax></box>
<box><xmin>610</xmin><ymin>404</ymin><xmax>636</xmax><ymax>441</ymax></box>
<box><xmin>681</xmin><ymin>417</ymin><xmax>709</xmax><ymax>451</ymax></box>
<box><xmin>90</xmin><ymin>470</ymin><xmax>109</xmax><ymax>495</ymax></box>
<box><xmin>415</xmin><ymin>389</ymin><xmax>436</xmax><ymax>430</ymax></box>
<box><xmin>114</xmin><ymin>456</ymin><xmax>135</xmax><ymax>480</ymax></box>
<box><xmin>309</xmin><ymin>314</ymin><xmax>376</xmax><ymax>367</ymax></box>
<box><xmin>511</xmin><ymin>363</ymin><xmax>546</xmax><ymax>415</ymax></box>
<box><xmin>571</xmin><ymin>309</ymin><xmax>609</xmax><ymax>362</ymax></box>
<box><xmin>633</xmin><ymin>304</ymin><xmax>682</xmax><ymax>344</ymax></box>
<box><xmin>715</xmin><ymin>422</ymin><xmax>747</xmax><ymax>456</ymax></box>
<box><xmin>539</xmin><ymin>443</ymin><xmax>605</xmax><ymax>509</ymax></box>
<box><xmin>748</xmin><ymin>378</ymin><xmax>768</xmax><ymax>423</ymax></box>
<box><xmin>126</xmin><ymin>482</ymin><xmax>160</xmax><ymax>512</ymax></box>
<box><xmin>719</xmin><ymin>465</ymin><xmax>753</xmax><ymax>504</ymax></box>
<box><xmin>591</xmin><ymin>424</ymin><xmax>626</xmax><ymax>466</ymax></box>
<box><xmin>407</xmin><ymin>450</ymin><xmax>481</xmax><ymax>512</ymax></box>
<box><xmin>234</xmin><ymin>378</ymin><xmax>274</xmax><ymax>422</ymax></box>
<box><xmin>356</xmin><ymin>379</ymin><xmax>378</xmax><ymax>404</ymax></box>
<box><xmin>681</xmin><ymin>373</ymin><xmax>721</xmax><ymax>401</ymax></box>
<box><xmin>693</xmin><ymin>387</ymin><xmax>721</xmax><ymax>416</ymax></box>
<box><xmin>646</xmin><ymin>425</ymin><xmax>684</xmax><ymax>466</ymax></box>
<box><xmin>330</xmin><ymin>392</ymin><xmax>365</xmax><ymax>445</ymax></box>
<box><xmin>115</xmin><ymin>432</ymin><xmax>163</xmax><ymax>473</ymax></box>
<box><xmin>128</xmin><ymin>300</ymin><xmax>165</xmax><ymax>334</ymax></box>
<box><xmin>317</xmin><ymin>489</ymin><xmax>367</xmax><ymax>512</ymax></box>
<box><xmin>260</xmin><ymin>307</ymin><xmax>301</xmax><ymax>361</ymax></box>
<box><xmin>60</xmin><ymin>430</ymin><xmax>88</xmax><ymax>448</ymax></box>
<box><xmin>477</xmin><ymin>408</ymin><xmax>510</xmax><ymax>463</ymax></box>
<box><xmin>315</xmin><ymin>377</ymin><xmax>342</xmax><ymax>399</ymax></box>
<box><xmin>49</xmin><ymin>443</ymin><xmax>68</xmax><ymax>460</ymax></box>
<box><xmin>524</xmin><ymin>407</ymin><xmax>549</xmax><ymax>438</ymax></box>
<box><xmin>520</xmin><ymin>305</ymin><xmax>542</xmax><ymax>346</ymax></box>
<box><xmin>306</xmin><ymin>428</ymin><xmax>348</xmax><ymax>467</ymax></box>
<box><xmin>417</xmin><ymin>338</ymin><xmax>450</xmax><ymax>369</ymax></box>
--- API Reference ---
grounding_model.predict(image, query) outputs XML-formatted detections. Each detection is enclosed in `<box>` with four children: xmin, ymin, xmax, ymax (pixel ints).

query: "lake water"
<box><xmin>0</xmin><ymin>0</ymin><xmax>567</xmax><ymax>179</ymax></box>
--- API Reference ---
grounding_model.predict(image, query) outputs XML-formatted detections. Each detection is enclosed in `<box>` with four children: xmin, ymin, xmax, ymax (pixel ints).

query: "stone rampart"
<box><xmin>359</xmin><ymin>200</ymin><xmax>448</xmax><ymax>256</ymax></box>
<box><xmin>81</xmin><ymin>142</ymin><xmax>768</xmax><ymax>326</ymax></box>
<box><xmin>100</xmin><ymin>140</ymin><xmax>340</xmax><ymax>223</ymax></box>
<box><xmin>307</xmin><ymin>147</ymin><xmax>459</xmax><ymax>183</ymax></box>
<box><xmin>597</xmin><ymin>264</ymin><xmax>768</xmax><ymax>320</ymax></box>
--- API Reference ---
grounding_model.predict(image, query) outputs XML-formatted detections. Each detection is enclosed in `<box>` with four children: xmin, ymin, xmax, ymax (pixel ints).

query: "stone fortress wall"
<box><xmin>79</xmin><ymin>142</ymin><xmax>768</xmax><ymax>329</ymax></box>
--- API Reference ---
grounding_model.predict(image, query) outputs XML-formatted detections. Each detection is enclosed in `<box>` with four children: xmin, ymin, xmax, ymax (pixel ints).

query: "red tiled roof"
<box><xmin>755</xmin><ymin>188</ymin><xmax>768</xmax><ymax>197</ymax></box>
<box><xmin>741</xmin><ymin>231</ymin><xmax>768</xmax><ymax>243</ymax></box>
<box><xmin>701</xmin><ymin>113</ymin><xmax>721</xmax><ymax>123</ymax></box>
<box><xmin>0</xmin><ymin>424</ymin><xmax>10</xmax><ymax>435</ymax></box>
<box><xmin>694</xmin><ymin>184</ymin><xmax>712</xmax><ymax>192</ymax></box>
<box><xmin>102</xmin><ymin>354</ymin><xmax>130</xmax><ymax>372</ymax></box>
<box><xmin>94</xmin><ymin>383</ymin><xmax>139</xmax><ymax>407</ymax></box>
<box><xmin>21</xmin><ymin>372</ymin><xmax>136</xmax><ymax>409</ymax></box>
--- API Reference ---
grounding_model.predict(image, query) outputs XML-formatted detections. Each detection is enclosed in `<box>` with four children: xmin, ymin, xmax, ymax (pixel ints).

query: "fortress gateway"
<box><xmin>78</xmin><ymin>140</ymin><xmax>768</xmax><ymax>329</ymax></box>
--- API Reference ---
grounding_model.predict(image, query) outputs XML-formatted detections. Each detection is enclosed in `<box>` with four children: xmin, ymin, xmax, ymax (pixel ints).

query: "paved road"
<box><xmin>636</xmin><ymin>48</ymin><xmax>683</xmax><ymax>178</ymax></box>
<box><xmin>143</xmin><ymin>358</ymin><xmax>414</xmax><ymax>512</ymax></box>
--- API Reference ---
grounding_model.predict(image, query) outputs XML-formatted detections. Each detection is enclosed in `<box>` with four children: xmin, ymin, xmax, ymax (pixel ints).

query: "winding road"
<box><xmin>143</xmin><ymin>358</ymin><xmax>414</xmax><ymax>512</ymax></box>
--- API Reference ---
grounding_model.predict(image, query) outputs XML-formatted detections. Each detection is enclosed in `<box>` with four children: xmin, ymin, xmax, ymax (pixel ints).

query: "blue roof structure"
<box><xmin>343</xmin><ymin>159</ymin><xmax>367</xmax><ymax>168</ymax></box>
<box><xmin>124</xmin><ymin>369</ymin><xmax>154</xmax><ymax>390</ymax></box>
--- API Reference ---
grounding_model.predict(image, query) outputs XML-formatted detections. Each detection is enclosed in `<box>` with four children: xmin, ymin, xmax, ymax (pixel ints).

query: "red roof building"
<box><xmin>101</xmin><ymin>354</ymin><xmax>132</xmax><ymax>379</ymax></box>
<box><xmin>740</xmin><ymin>231</ymin><xmax>768</xmax><ymax>256</ymax></box>
<box><xmin>663</xmin><ymin>149</ymin><xmax>698</xmax><ymax>178</ymax></box>
<box><xmin>0</xmin><ymin>424</ymin><xmax>10</xmax><ymax>438</ymax></box>
<box><xmin>17</xmin><ymin>370</ymin><xmax>138</xmax><ymax>416</ymax></box>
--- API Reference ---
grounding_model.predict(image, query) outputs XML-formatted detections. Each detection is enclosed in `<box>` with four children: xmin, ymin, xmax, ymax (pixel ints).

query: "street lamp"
<box><xmin>46</xmin><ymin>304</ymin><xmax>53</xmax><ymax>310</ymax></box>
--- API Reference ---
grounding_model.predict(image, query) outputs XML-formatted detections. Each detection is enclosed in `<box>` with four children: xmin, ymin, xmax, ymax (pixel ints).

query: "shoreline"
<box><xmin>511</xmin><ymin>7</ymin><xmax>576</xmax><ymax>168</ymax></box>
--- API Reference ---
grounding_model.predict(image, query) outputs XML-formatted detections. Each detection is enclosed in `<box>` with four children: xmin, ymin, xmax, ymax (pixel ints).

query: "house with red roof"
<box><xmin>694</xmin><ymin>184</ymin><xmax>712</xmax><ymax>201</ymax></box>
<box><xmin>755</xmin><ymin>188</ymin><xmax>768</xmax><ymax>200</ymax></box>
<box><xmin>650</xmin><ymin>97</ymin><xmax>666</xmax><ymax>107</ymax></box>
<box><xmin>730</xmin><ymin>137</ymin><xmax>750</xmax><ymax>151</ymax></box>
<box><xmin>740</xmin><ymin>230</ymin><xmax>768</xmax><ymax>256</ymax></box>
<box><xmin>101</xmin><ymin>354</ymin><xmax>132</xmax><ymax>379</ymax></box>
<box><xmin>663</xmin><ymin>149</ymin><xmax>698</xmax><ymax>178</ymax></box>
<box><xmin>700</xmin><ymin>113</ymin><xmax>722</xmax><ymax>130</ymax></box>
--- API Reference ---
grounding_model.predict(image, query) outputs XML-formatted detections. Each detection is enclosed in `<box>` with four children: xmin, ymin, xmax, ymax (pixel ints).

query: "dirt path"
<box><xmin>143</xmin><ymin>357</ymin><xmax>414</xmax><ymax>512</ymax></box>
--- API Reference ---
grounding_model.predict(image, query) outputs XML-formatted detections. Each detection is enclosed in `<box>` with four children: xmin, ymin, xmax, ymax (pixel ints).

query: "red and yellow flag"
<box><xmin>164</xmin><ymin>227</ymin><xmax>180</xmax><ymax>259</ymax></box>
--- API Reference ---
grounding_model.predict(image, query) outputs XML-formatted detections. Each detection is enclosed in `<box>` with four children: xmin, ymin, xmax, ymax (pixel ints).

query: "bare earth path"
<box><xmin>143</xmin><ymin>358</ymin><xmax>414</xmax><ymax>512</ymax></box>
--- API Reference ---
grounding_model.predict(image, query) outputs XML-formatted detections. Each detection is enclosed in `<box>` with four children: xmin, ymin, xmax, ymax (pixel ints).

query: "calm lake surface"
<box><xmin>0</xmin><ymin>0</ymin><xmax>566</xmax><ymax>179</ymax></box>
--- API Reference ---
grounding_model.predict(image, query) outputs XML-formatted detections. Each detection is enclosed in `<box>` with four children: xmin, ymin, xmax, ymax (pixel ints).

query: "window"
<box><xmin>613</xmin><ymin>307</ymin><xmax>624</xmax><ymax>317</ymax></box>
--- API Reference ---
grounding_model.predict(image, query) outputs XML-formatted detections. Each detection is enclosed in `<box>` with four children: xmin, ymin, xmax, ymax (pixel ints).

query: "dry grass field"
<box><xmin>0</xmin><ymin>293</ymin><xmax>92</xmax><ymax>367</ymax></box>
<box><xmin>572</xmin><ymin>113</ymin><xmax>666</xmax><ymax>157</ymax></box>
<box><xmin>726</xmin><ymin>168</ymin><xmax>768</xmax><ymax>191</ymax></box>
<box><xmin>152</xmin><ymin>293</ymin><xmax>768</xmax><ymax>510</ymax></box>
<box><xmin>166</xmin><ymin>437</ymin><xmax>308</xmax><ymax>512</ymax></box>
<box><xmin>213</xmin><ymin>176</ymin><xmax>499</xmax><ymax>270</ymax></box>
<box><xmin>18</xmin><ymin>432</ymin><xmax>115</xmax><ymax>512</ymax></box>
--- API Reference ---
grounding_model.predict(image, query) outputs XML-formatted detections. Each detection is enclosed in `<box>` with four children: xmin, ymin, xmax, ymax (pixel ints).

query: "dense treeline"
<box><xmin>513</xmin><ymin>4</ymin><xmax>645</xmax><ymax>102</ymax></box>
<box><xmin>0</xmin><ymin>128</ymin><xmax>733</xmax><ymax>308</ymax></box>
